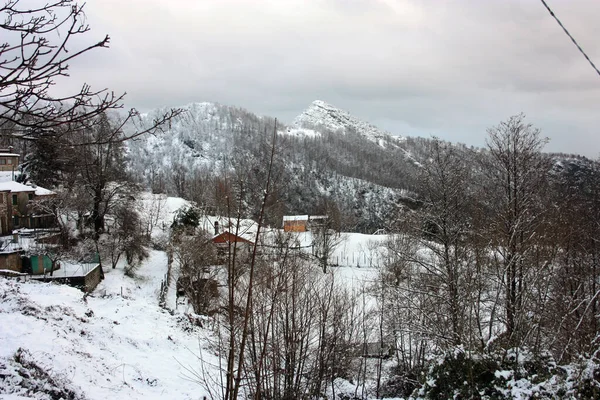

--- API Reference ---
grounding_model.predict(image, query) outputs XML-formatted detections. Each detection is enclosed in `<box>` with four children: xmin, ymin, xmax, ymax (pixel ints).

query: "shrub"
<box><xmin>415</xmin><ymin>348</ymin><xmax>570</xmax><ymax>400</ymax></box>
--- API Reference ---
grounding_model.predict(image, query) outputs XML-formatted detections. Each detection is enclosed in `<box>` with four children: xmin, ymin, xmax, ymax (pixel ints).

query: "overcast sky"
<box><xmin>57</xmin><ymin>0</ymin><xmax>600</xmax><ymax>157</ymax></box>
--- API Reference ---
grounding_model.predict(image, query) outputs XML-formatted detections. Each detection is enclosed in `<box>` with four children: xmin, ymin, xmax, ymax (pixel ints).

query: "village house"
<box><xmin>206</xmin><ymin>218</ymin><xmax>258</xmax><ymax>262</ymax></box>
<box><xmin>211</xmin><ymin>231</ymin><xmax>253</xmax><ymax>246</ymax></box>
<box><xmin>0</xmin><ymin>181</ymin><xmax>55</xmax><ymax>234</ymax></box>
<box><xmin>0</xmin><ymin>237</ymin><xmax>55</xmax><ymax>275</ymax></box>
<box><xmin>211</xmin><ymin>230</ymin><xmax>253</xmax><ymax>263</ymax></box>
<box><xmin>282</xmin><ymin>215</ymin><xmax>328</xmax><ymax>232</ymax></box>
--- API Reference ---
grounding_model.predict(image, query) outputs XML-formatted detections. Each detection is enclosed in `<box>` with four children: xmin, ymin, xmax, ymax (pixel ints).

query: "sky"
<box><xmin>55</xmin><ymin>0</ymin><xmax>600</xmax><ymax>157</ymax></box>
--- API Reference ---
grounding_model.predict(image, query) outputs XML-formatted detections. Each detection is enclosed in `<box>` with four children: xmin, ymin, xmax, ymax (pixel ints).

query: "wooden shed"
<box><xmin>282</xmin><ymin>215</ymin><xmax>309</xmax><ymax>232</ymax></box>
<box><xmin>282</xmin><ymin>215</ymin><xmax>328</xmax><ymax>232</ymax></box>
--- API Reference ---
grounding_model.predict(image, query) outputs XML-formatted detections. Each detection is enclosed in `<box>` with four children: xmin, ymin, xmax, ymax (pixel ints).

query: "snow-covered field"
<box><xmin>293</xmin><ymin>230</ymin><xmax>390</xmax><ymax>268</ymax></box>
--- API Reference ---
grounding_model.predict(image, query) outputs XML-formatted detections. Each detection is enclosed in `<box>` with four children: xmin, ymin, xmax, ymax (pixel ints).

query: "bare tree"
<box><xmin>229</xmin><ymin>120</ymin><xmax>278</xmax><ymax>400</ymax></box>
<box><xmin>101</xmin><ymin>198</ymin><xmax>149</xmax><ymax>271</ymax></box>
<box><xmin>0</xmin><ymin>1</ymin><xmax>181</xmax><ymax>142</ymax></box>
<box><xmin>232</xmin><ymin>231</ymin><xmax>364</xmax><ymax>399</ymax></box>
<box><xmin>416</xmin><ymin>138</ymin><xmax>478</xmax><ymax>347</ymax></box>
<box><xmin>380</xmin><ymin>139</ymin><xmax>479</xmax><ymax>357</ymax></box>
<box><xmin>379</xmin><ymin>233</ymin><xmax>436</xmax><ymax>371</ymax></box>
<box><xmin>173</xmin><ymin>232</ymin><xmax>218</xmax><ymax>314</ymax></box>
<box><xmin>73</xmin><ymin>113</ymin><xmax>132</xmax><ymax>237</ymax></box>
<box><xmin>312</xmin><ymin>212</ymin><xmax>344</xmax><ymax>273</ymax></box>
<box><xmin>544</xmin><ymin>157</ymin><xmax>600</xmax><ymax>361</ymax></box>
<box><xmin>141</xmin><ymin>193</ymin><xmax>167</xmax><ymax>239</ymax></box>
<box><xmin>482</xmin><ymin>114</ymin><xmax>552</xmax><ymax>346</ymax></box>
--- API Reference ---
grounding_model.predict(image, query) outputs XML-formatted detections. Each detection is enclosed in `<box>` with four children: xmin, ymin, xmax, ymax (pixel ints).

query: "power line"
<box><xmin>540</xmin><ymin>0</ymin><xmax>600</xmax><ymax>79</ymax></box>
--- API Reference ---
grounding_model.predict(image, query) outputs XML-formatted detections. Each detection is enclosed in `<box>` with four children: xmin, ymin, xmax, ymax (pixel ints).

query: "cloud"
<box><xmin>52</xmin><ymin>0</ymin><xmax>600</xmax><ymax>157</ymax></box>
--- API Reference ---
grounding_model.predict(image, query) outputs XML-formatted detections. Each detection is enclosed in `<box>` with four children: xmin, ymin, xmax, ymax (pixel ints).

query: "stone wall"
<box><xmin>84</xmin><ymin>264</ymin><xmax>103</xmax><ymax>292</ymax></box>
<box><xmin>35</xmin><ymin>264</ymin><xmax>103</xmax><ymax>293</ymax></box>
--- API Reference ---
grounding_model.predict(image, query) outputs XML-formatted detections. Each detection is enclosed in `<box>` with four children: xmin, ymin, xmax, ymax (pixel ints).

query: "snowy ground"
<box><xmin>0</xmin><ymin>250</ymin><xmax>221</xmax><ymax>399</ymax></box>
<box><xmin>294</xmin><ymin>231</ymin><xmax>390</xmax><ymax>268</ymax></box>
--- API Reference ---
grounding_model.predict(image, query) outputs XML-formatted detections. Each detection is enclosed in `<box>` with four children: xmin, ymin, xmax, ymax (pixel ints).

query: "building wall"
<box><xmin>283</xmin><ymin>220</ymin><xmax>307</xmax><ymax>232</ymax></box>
<box><xmin>11</xmin><ymin>192</ymin><xmax>55</xmax><ymax>230</ymax></box>
<box><xmin>0</xmin><ymin>191</ymin><xmax>12</xmax><ymax>234</ymax></box>
<box><xmin>84</xmin><ymin>265</ymin><xmax>103</xmax><ymax>292</ymax></box>
<box><xmin>0</xmin><ymin>155</ymin><xmax>19</xmax><ymax>172</ymax></box>
<box><xmin>0</xmin><ymin>185</ymin><xmax>56</xmax><ymax>233</ymax></box>
<box><xmin>12</xmin><ymin>191</ymin><xmax>33</xmax><ymax>214</ymax></box>
<box><xmin>33</xmin><ymin>264</ymin><xmax>103</xmax><ymax>293</ymax></box>
<box><xmin>0</xmin><ymin>252</ymin><xmax>23</xmax><ymax>272</ymax></box>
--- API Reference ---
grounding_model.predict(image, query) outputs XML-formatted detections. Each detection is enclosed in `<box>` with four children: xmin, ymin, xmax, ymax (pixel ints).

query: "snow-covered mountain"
<box><xmin>125</xmin><ymin>100</ymin><xmax>427</xmax><ymax>232</ymax></box>
<box><xmin>293</xmin><ymin>100</ymin><xmax>404</xmax><ymax>146</ymax></box>
<box><xmin>125</xmin><ymin>100</ymin><xmax>596</xmax><ymax>232</ymax></box>
<box><xmin>290</xmin><ymin>100</ymin><xmax>424</xmax><ymax>170</ymax></box>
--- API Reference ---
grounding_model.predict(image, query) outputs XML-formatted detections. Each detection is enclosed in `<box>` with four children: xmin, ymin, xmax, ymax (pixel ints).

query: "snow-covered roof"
<box><xmin>0</xmin><ymin>181</ymin><xmax>34</xmax><ymax>193</ymax></box>
<box><xmin>211</xmin><ymin>231</ymin><xmax>253</xmax><ymax>244</ymax></box>
<box><xmin>282</xmin><ymin>215</ymin><xmax>327</xmax><ymax>222</ymax></box>
<box><xmin>0</xmin><ymin>181</ymin><xmax>55</xmax><ymax>195</ymax></box>
<box><xmin>0</xmin><ymin>234</ymin><xmax>37</xmax><ymax>253</ymax></box>
<box><xmin>0</xmin><ymin>153</ymin><xmax>19</xmax><ymax>157</ymax></box>
<box><xmin>33</xmin><ymin>186</ymin><xmax>54</xmax><ymax>196</ymax></box>
<box><xmin>283</xmin><ymin>215</ymin><xmax>309</xmax><ymax>222</ymax></box>
<box><xmin>29</xmin><ymin>261</ymin><xmax>98</xmax><ymax>278</ymax></box>
<box><xmin>0</xmin><ymin>172</ymin><xmax>15</xmax><ymax>183</ymax></box>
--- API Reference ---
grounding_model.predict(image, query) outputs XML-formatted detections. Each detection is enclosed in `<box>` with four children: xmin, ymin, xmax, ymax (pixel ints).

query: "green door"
<box><xmin>42</xmin><ymin>255</ymin><xmax>52</xmax><ymax>272</ymax></box>
<box><xmin>30</xmin><ymin>255</ymin><xmax>41</xmax><ymax>274</ymax></box>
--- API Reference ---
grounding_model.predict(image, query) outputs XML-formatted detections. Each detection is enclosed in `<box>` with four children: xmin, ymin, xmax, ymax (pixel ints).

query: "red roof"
<box><xmin>211</xmin><ymin>231</ymin><xmax>252</xmax><ymax>245</ymax></box>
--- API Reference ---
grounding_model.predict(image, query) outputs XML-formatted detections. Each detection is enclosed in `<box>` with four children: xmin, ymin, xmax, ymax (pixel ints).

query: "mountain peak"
<box><xmin>293</xmin><ymin>100</ymin><xmax>404</xmax><ymax>146</ymax></box>
<box><xmin>310</xmin><ymin>99</ymin><xmax>335</xmax><ymax>108</ymax></box>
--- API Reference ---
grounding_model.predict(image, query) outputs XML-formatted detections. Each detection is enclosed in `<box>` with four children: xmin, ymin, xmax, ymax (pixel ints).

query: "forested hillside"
<box><xmin>124</xmin><ymin>100</ymin><xmax>596</xmax><ymax>234</ymax></box>
<box><xmin>124</xmin><ymin>101</ymin><xmax>419</xmax><ymax>231</ymax></box>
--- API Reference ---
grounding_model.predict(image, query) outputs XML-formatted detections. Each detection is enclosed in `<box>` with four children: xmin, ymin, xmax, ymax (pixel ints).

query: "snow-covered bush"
<box><xmin>411</xmin><ymin>347</ymin><xmax>600</xmax><ymax>399</ymax></box>
<box><xmin>171</xmin><ymin>206</ymin><xmax>200</xmax><ymax>234</ymax></box>
<box><xmin>576</xmin><ymin>347</ymin><xmax>600</xmax><ymax>399</ymax></box>
<box><xmin>380</xmin><ymin>365</ymin><xmax>424</xmax><ymax>399</ymax></box>
<box><xmin>415</xmin><ymin>349</ymin><xmax>575</xmax><ymax>399</ymax></box>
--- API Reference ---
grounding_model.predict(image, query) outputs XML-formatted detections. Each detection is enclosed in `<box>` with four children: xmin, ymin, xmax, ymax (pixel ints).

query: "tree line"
<box><xmin>373</xmin><ymin>114</ymin><xmax>600</xmax><ymax>397</ymax></box>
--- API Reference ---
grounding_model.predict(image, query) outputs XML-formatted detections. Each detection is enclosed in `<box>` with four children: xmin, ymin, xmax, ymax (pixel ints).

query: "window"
<box><xmin>0</xmin><ymin>194</ymin><xmax>3</xmax><ymax>204</ymax></box>
<box><xmin>0</xmin><ymin>159</ymin><xmax>6</xmax><ymax>165</ymax></box>
<box><xmin>13</xmin><ymin>216</ymin><xmax>18</xmax><ymax>226</ymax></box>
<box><xmin>7</xmin><ymin>159</ymin><xmax>12</xmax><ymax>164</ymax></box>
<box><xmin>12</xmin><ymin>194</ymin><xmax>17</xmax><ymax>205</ymax></box>
<box><xmin>28</xmin><ymin>193</ymin><xmax>33</xmax><ymax>201</ymax></box>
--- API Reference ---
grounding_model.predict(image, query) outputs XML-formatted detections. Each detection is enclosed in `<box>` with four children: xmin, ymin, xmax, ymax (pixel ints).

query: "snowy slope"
<box><xmin>0</xmin><ymin>251</ymin><xmax>220</xmax><ymax>399</ymax></box>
